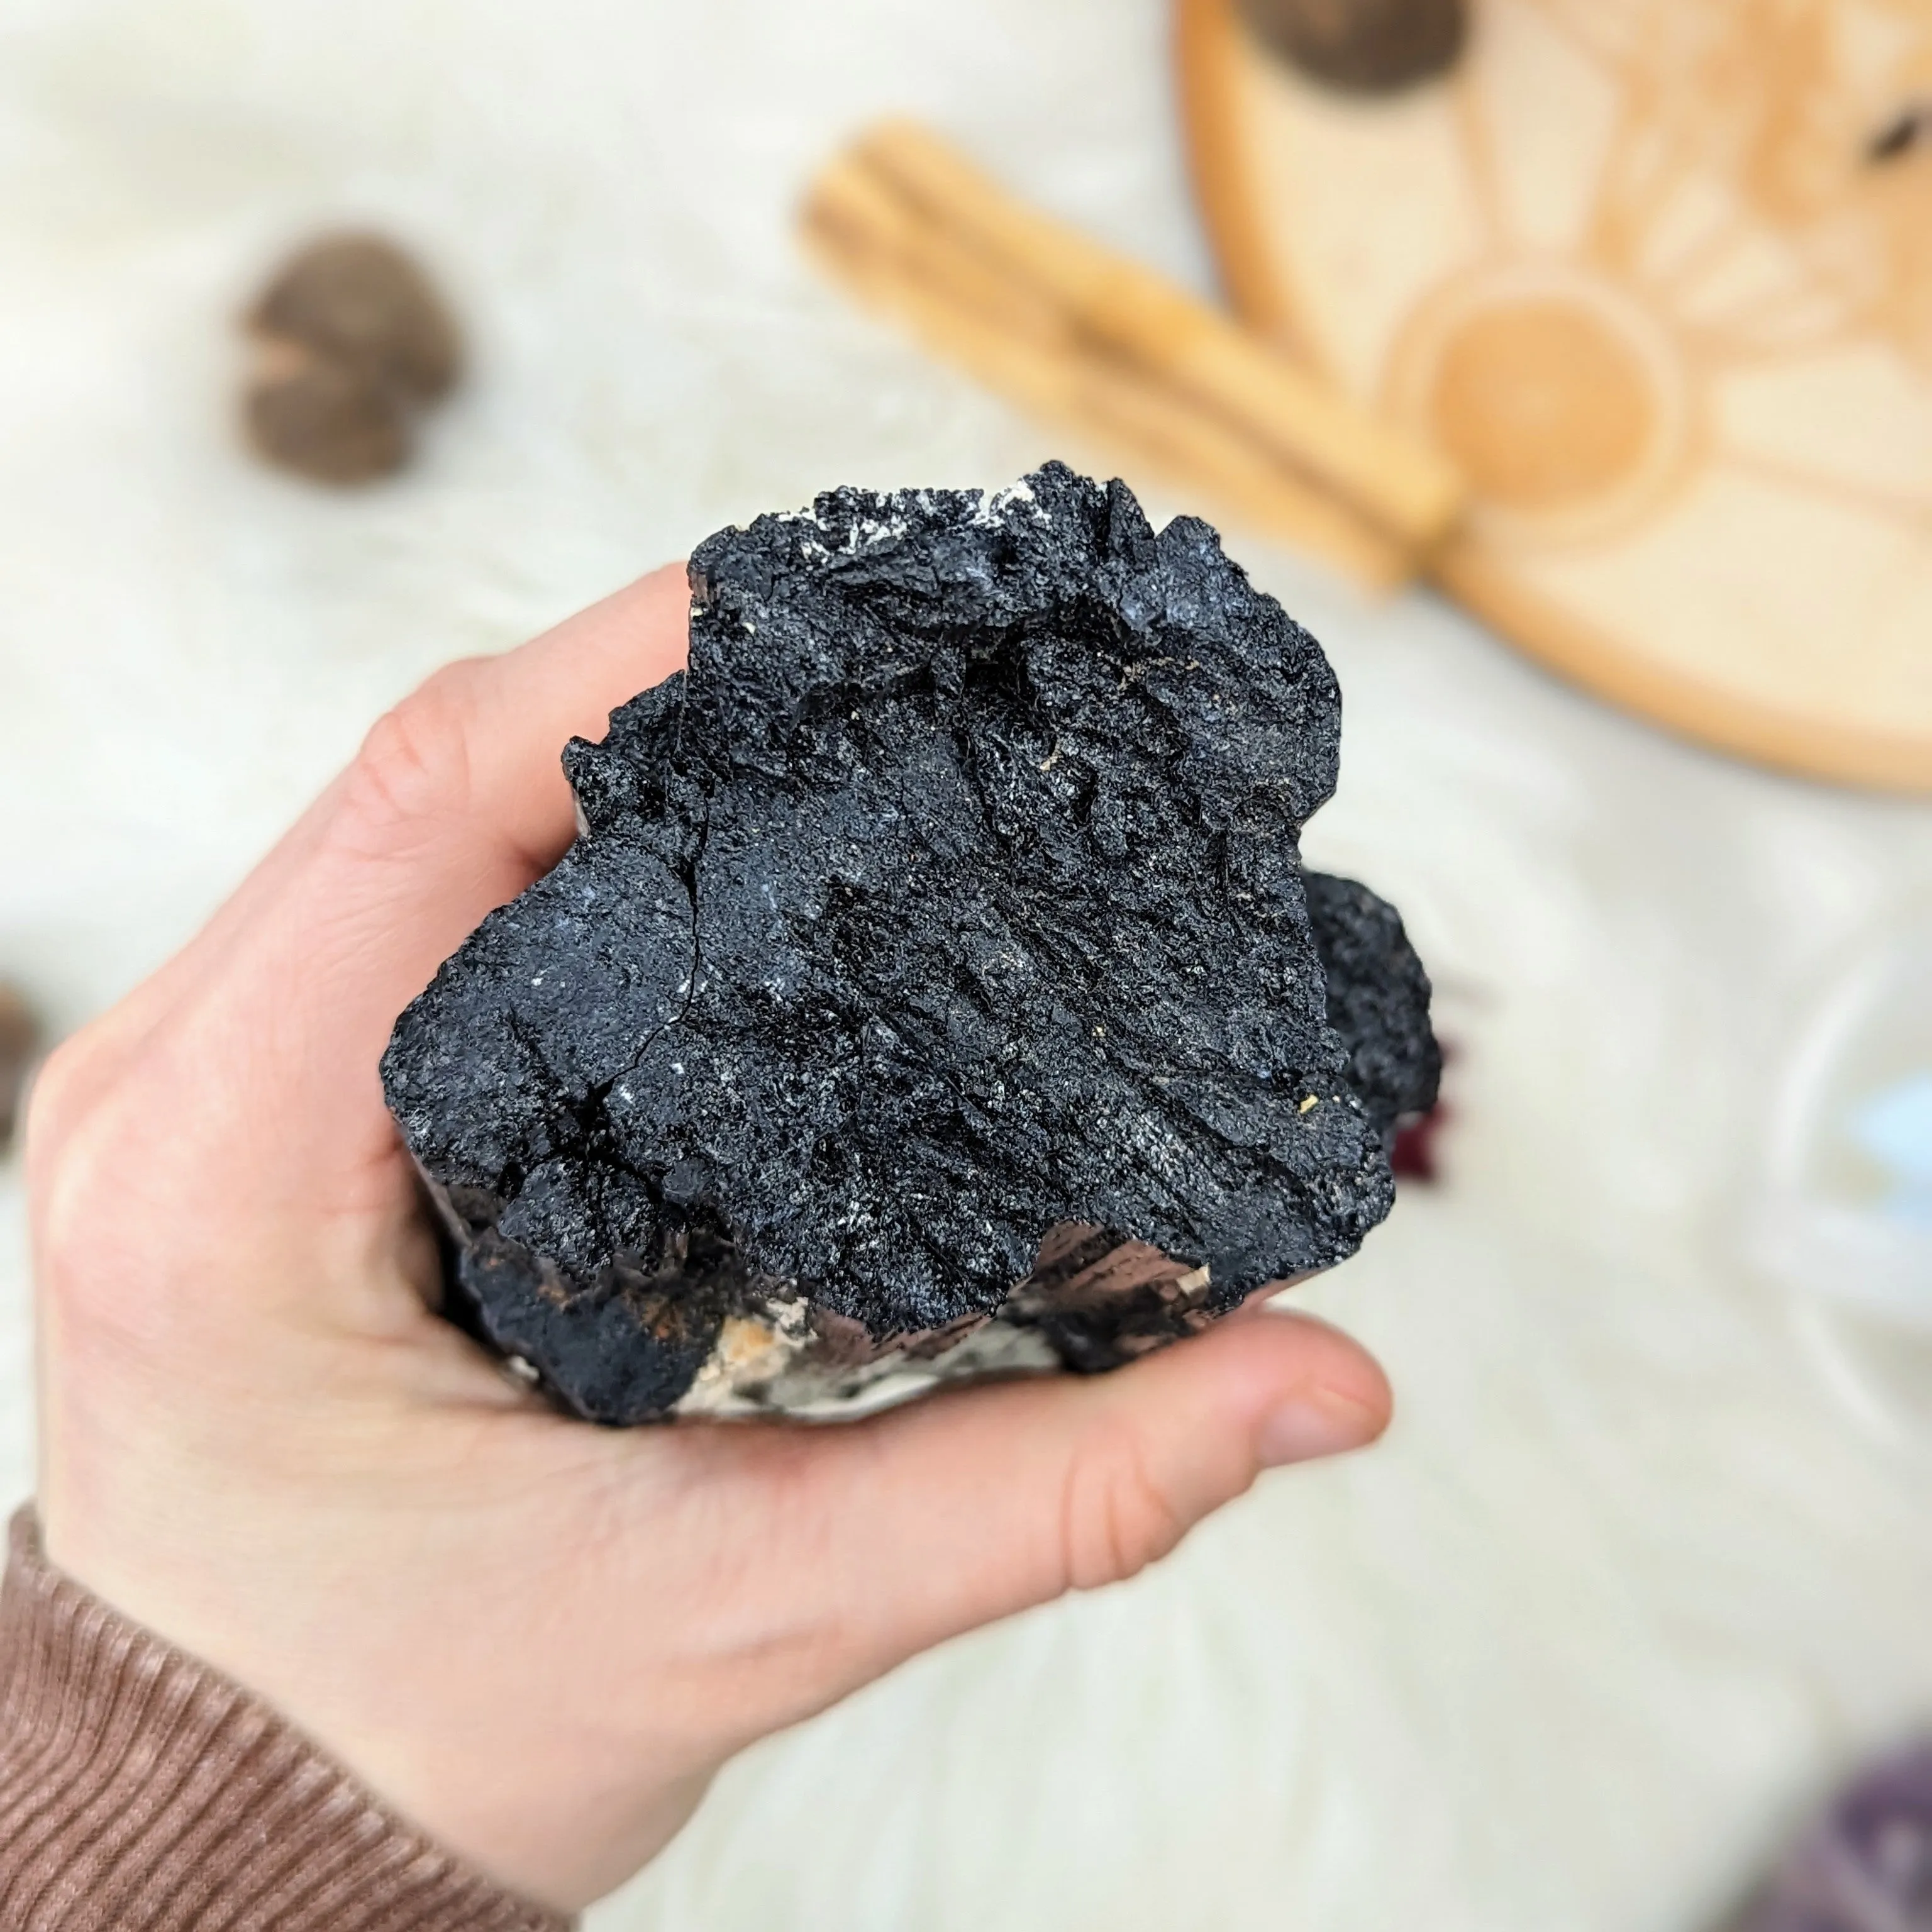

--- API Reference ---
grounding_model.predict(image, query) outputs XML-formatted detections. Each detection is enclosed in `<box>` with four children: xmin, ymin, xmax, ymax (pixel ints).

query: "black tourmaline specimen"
<box><xmin>383</xmin><ymin>463</ymin><xmax>1438</xmax><ymax>1423</ymax></box>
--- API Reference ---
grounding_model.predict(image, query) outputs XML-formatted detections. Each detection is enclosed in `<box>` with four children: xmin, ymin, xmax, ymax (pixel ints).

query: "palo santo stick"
<box><xmin>803</xmin><ymin>178</ymin><xmax>1411</xmax><ymax>587</ymax></box>
<box><xmin>852</xmin><ymin>119</ymin><xmax>1465</xmax><ymax>550</ymax></box>
<box><xmin>804</xmin><ymin>167</ymin><xmax>1409</xmax><ymax>585</ymax></box>
<box><xmin>809</xmin><ymin>152</ymin><xmax>1068</xmax><ymax>353</ymax></box>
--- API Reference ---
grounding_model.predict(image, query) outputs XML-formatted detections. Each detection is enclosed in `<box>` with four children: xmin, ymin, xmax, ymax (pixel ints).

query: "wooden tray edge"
<box><xmin>1436</xmin><ymin>543</ymin><xmax>1932</xmax><ymax>794</ymax></box>
<box><xmin>1175</xmin><ymin>0</ymin><xmax>1302</xmax><ymax>344</ymax></box>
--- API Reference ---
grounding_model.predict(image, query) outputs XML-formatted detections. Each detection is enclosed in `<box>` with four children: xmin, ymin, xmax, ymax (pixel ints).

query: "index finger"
<box><xmin>318</xmin><ymin>561</ymin><xmax>692</xmax><ymax>973</ymax></box>
<box><xmin>126</xmin><ymin>565</ymin><xmax>691</xmax><ymax>1181</ymax></box>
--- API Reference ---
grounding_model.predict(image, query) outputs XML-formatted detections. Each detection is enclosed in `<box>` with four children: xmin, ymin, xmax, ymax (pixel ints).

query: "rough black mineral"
<box><xmin>382</xmin><ymin>464</ymin><xmax>1438</xmax><ymax>1423</ymax></box>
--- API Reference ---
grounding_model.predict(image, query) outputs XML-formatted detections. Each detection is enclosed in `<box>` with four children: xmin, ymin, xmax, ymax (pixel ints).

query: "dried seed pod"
<box><xmin>245</xmin><ymin>348</ymin><xmax>411</xmax><ymax>486</ymax></box>
<box><xmin>242</xmin><ymin>232</ymin><xmax>462</xmax><ymax>485</ymax></box>
<box><xmin>0</xmin><ymin>983</ymin><xmax>42</xmax><ymax>1153</ymax></box>
<box><xmin>1238</xmin><ymin>0</ymin><xmax>1467</xmax><ymax>92</ymax></box>
<box><xmin>250</xmin><ymin>233</ymin><xmax>461</xmax><ymax>402</ymax></box>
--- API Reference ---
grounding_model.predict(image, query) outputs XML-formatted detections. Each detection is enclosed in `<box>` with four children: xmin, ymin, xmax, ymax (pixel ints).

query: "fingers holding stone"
<box><xmin>59</xmin><ymin>564</ymin><xmax>691</xmax><ymax>1082</ymax></box>
<box><xmin>319</xmin><ymin>562</ymin><xmax>691</xmax><ymax>929</ymax></box>
<box><xmin>36</xmin><ymin>567</ymin><xmax>692</xmax><ymax>1238</ymax></box>
<box><xmin>733</xmin><ymin>1309</ymin><xmax>1391</xmax><ymax>1696</ymax></box>
<box><xmin>232</xmin><ymin>567</ymin><xmax>686</xmax><ymax>1064</ymax></box>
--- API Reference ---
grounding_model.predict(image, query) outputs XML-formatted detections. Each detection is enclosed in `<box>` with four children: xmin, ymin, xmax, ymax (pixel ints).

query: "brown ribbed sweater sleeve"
<box><xmin>0</xmin><ymin>1508</ymin><xmax>572</xmax><ymax>1932</ymax></box>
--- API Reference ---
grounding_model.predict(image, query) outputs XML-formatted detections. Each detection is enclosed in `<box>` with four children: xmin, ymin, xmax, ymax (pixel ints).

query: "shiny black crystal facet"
<box><xmin>382</xmin><ymin>464</ymin><xmax>1437</xmax><ymax>1421</ymax></box>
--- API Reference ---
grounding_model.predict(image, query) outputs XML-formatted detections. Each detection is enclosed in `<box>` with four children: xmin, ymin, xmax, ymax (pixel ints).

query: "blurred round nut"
<box><xmin>250</xmin><ymin>233</ymin><xmax>462</xmax><ymax>402</ymax></box>
<box><xmin>0</xmin><ymin>982</ymin><xmax>42</xmax><ymax>1153</ymax></box>
<box><xmin>1237</xmin><ymin>0</ymin><xmax>1466</xmax><ymax>92</ymax></box>
<box><xmin>245</xmin><ymin>348</ymin><xmax>411</xmax><ymax>486</ymax></box>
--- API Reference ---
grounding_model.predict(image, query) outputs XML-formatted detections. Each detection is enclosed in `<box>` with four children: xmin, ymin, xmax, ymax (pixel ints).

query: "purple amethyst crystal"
<box><xmin>1735</xmin><ymin>1738</ymin><xmax>1932</xmax><ymax>1932</ymax></box>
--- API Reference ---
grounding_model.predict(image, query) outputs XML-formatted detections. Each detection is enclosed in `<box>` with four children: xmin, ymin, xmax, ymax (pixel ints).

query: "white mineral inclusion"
<box><xmin>670</xmin><ymin>1246</ymin><xmax>1216</xmax><ymax>1421</ymax></box>
<box><xmin>671</xmin><ymin>1290</ymin><xmax>1064</xmax><ymax>1421</ymax></box>
<box><xmin>775</xmin><ymin>474</ymin><xmax>1048</xmax><ymax>562</ymax></box>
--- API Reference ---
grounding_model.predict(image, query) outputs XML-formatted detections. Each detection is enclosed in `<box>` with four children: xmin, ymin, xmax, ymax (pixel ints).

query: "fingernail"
<box><xmin>1256</xmin><ymin>1386</ymin><xmax>1384</xmax><ymax>1467</ymax></box>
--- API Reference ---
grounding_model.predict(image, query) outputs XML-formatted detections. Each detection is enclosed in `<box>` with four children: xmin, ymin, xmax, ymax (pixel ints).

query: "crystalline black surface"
<box><xmin>1304</xmin><ymin>870</ymin><xmax>1440</xmax><ymax>1148</ymax></box>
<box><xmin>382</xmin><ymin>464</ymin><xmax>1438</xmax><ymax>1423</ymax></box>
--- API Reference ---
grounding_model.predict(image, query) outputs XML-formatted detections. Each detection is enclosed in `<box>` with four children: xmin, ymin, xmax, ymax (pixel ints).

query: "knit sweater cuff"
<box><xmin>0</xmin><ymin>1507</ymin><xmax>570</xmax><ymax>1932</ymax></box>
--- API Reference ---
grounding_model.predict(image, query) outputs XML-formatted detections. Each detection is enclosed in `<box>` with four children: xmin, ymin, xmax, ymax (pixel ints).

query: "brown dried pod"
<box><xmin>1237</xmin><ymin>0</ymin><xmax>1466</xmax><ymax>92</ymax></box>
<box><xmin>245</xmin><ymin>345</ymin><xmax>411</xmax><ymax>486</ymax></box>
<box><xmin>250</xmin><ymin>233</ymin><xmax>461</xmax><ymax>403</ymax></box>
<box><xmin>242</xmin><ymin>232</ymin><xmax>462</xmax><ymax>485</ymax></box>
<box><xmin>0</xmin><ymin>982</ymin><xmax>42</xmax><ymax>1153</ymax></box>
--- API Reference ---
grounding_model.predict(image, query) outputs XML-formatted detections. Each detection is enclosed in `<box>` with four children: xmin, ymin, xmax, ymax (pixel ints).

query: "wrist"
<box><xmin>0</xmin><ymin>1508</ymin><xmax>571</xmax><ymax>1931</ymax></box>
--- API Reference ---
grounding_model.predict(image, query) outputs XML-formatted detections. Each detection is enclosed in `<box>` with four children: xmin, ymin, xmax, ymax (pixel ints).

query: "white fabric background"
<box><xmin>2</xmin><ymin>2</ymin><xmax>1930</xmax><ymax>1926</ymax></box>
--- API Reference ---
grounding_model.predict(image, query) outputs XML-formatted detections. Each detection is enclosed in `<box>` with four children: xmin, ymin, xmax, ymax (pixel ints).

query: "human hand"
<box><xmin>26</xmin><ymin>566</ymin><xmax>1392</xmax><ymax>1916</ymax></box>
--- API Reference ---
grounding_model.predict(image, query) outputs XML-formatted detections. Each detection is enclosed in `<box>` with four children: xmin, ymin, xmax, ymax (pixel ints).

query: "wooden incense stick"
<box><xmin>851</xmin><ymin>120</ymin><xmax>1465</xmax><ymax>549</ymax></box>
<box><xmin>804</xmin><ymin>153</ymin><xmax>1413</xmax><ymax>585</ymax></box>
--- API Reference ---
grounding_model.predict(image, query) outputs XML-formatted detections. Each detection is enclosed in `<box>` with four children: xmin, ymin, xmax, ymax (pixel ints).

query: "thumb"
<box><xmin>791</xmin><ymin>1307</ymin><xmax>1390</xmax><ymax>1680</ymax></box>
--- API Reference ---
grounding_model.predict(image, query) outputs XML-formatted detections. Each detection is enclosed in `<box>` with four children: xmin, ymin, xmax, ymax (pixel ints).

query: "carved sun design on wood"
<box><xmin>1183</xmin><ymin>0</ymin><xmax>1932</xmax><ymax>789</ymax></box>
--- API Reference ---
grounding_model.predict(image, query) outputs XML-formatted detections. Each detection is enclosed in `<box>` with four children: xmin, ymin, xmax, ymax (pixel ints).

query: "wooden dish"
<box><xmin>1179</xmin><ymin>0</ymin><xmax>1932</xmax><ymax>791</ymax></box>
